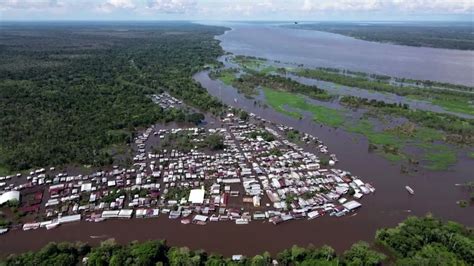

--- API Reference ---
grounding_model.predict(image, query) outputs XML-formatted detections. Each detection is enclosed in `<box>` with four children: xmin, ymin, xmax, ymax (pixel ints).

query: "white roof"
<box><xmin>343</xmin><ymin>200</ymin><xmax>362</xmax><ymax>211</ymax></box>
<box><xmin>0</xmin><ymin>191</ymin><xmax>20</xmax><ymax>205</ymax></box>
<box><xmin>193</xmin><ymin>214</ymin><xmax>208</xmax><ymax>222</ymax></box>
<box><xmin>58</xmin><ymin>214</ymin><xmax>81</xmax><ymax>224</ymax></box>
<box><xmin>119</xmin><ymin>209</ymin><xmax>134</xmax><ymax>216</ymax></box>
<box><xmin>81</xmin><ymin>183</ymin><xmax>92</xmax><ymax>192</ymax></box>
<box><xmin>188</xmin><ymin>188</ymin><xmax>205</xmax><ymax>204</ymax></box>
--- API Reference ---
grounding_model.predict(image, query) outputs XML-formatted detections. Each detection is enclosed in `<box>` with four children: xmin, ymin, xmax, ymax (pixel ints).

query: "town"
<box><xmin>0</xmin><ymin>108</ymin><xmax>375</xmax><ymax>234</ymax></box>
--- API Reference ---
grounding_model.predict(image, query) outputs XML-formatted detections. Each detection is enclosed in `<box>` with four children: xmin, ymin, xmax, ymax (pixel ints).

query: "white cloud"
<box><xmin>147</xmin><ymin>0</ymin><xmax>197</xmax><ymax>14</ymax></box>
<box><xmin>97</xmin><ymin>0</ymin><xmax>136</xmax><ymax>13</ymax></box>
<box><xmin>1</xmin><ymin>0</ymin><xmax>472</xmax><ymax>19</ymax></box>
<box><xmin>390</xmin><ymin>0</ymin><xmax>474</xmax><ymax>13</ymax></box>
<box><xmin>0</xmin><ymin>0</ymin><xmax>61</xmax><ymax>10</ymax></box>
<box><xmin>301</xmin><ymin>0</ymin><xmax>474</xmax><ymax>13</ymax></box>
<box><xmin>302</xmin><ymin>0</ymin><xmax>381</xmax><ymax>12</ymax></box>
<box><xmin>107</xmin><ymin>0</ymin><xmax>135</xmax><ymax>9</ymax></box>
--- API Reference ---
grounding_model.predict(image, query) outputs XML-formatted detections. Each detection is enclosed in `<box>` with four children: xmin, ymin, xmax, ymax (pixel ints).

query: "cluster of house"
<box><xmin>150</xmin><ymin>92</ymin><xmax>183</xmax><ymax>109</ymax></box>
<box><xmin>0</xmin><ymin>112</ymin><xmax>374</xmax><ymax>234</ymax></box>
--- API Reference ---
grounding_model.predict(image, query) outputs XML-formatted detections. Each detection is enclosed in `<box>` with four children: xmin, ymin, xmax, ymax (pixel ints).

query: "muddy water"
<box><xmin>212</xmin><ymin>23</ymin><xmax>474</xmax><ymax>86</ymax></box>
<box><xmin>220</xmin><ymin>53</ymin><xmax>473</xmax><ymax>119</ymax></box>
<box><xmin>1</xmin><ymin>72</ymin><xmax>472</xmax><ymax>259</ymax></box>
<box><xmin>2</xmin><ymin>24</ymin><xmax>473</xmax><ymax>258</ymax></box>
<box><xmin>193</xmin><ymin>71</ymin><xmax>474</xmax><ymax>225</ymax></box>
<box><xmin>4</xmin><ymin>71</ymin><xmax>472</xmax><ymax>258</ymax></box>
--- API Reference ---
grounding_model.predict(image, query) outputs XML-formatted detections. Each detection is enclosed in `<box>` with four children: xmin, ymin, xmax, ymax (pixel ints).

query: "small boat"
<box><xmin>233</xmin><ymin>98</ymin><xmax>238</xmax><ymax>103</ymax></box>
<box><xmin>365</xmin><ymin>183</ymin><xmax>376</xmax><ymax>193</ymax></box>
<box><xmin>405</xmin><ymin>186</ymin><xmax>415</xmax><ymax>195</ymax></box>
<box><xmin>90</xmin><ymin>235</ymin><xmax>108</xmax><ymax>239</ymax></box>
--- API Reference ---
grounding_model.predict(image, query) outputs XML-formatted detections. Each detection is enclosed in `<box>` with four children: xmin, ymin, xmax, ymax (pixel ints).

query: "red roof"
<box><xmin>20</xmin><ymin>204</ymin><xmax>40</xmax><ymax>213</ymax></box>
<box><xmin>34</xmin><ymin>192</ymin><xmax>43</xmax><ymax>200</ymax></box>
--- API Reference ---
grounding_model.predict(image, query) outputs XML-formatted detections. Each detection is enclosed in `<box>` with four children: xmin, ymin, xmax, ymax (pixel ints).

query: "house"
<box><xmin>188</xmin><ymin>187</ymin><xmax>205</xmax><ymax>204</ymax></box>
<box><xmin>0</xmin><ymin>191</ymin><xmax>20</xmax><ymax>205</ymax></box>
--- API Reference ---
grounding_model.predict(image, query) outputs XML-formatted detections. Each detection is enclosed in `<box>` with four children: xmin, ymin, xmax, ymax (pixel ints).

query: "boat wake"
<box><xmin>90</xmin><ymin>235</ymin><xmax>108</xmax><ymax>239</ymax></box>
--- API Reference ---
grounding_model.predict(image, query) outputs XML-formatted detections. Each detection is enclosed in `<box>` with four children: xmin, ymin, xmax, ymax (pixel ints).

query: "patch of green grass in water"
<box><xmin>413</xmin><ymin>127</ymin><xmax>444</xmax><ymax>142</ymax></box>
<box><xmin>347</xmin><ymin>119</ymin><xmax>407</xmax><ymax>162</ymax></box>
<box><xmin>348</xmin><ymin>119</ymin><xmax>402</xmax><ymax>147</ymax></box>
<box><xmin>432</xmin><ymin>98</ymin><xmax>474</xmax><ymax>116</ymax></box>
<box><xmin>411</xmin><ymin>128</ymin><xmax>457</xmax><ymax>170</ymax></box>
<box><xmin>218</xmin><ymin>71</ymin><xmax>236</xmax><ymax>85</ymax></box>
<box><xmin>407</xmin><ymin>94</ymin><xmax>474</xmax><ymax>116</ymax></box>
<box><xmin>264</xmin><ymin>86</ymin><xmax>459</xmax><ymax>170</ymax></box>
<box><xmin>423</xmin><ymin>145</ymin><xmax>457</xmax><ymax>171</ymax></box>
<box><xmin>234</xmin><ymin>57</ymin><xmax>264</xmax><ymax>70</ymax></box>
<box><xmin>263</xmin><ymin>87</ymin><xmax>344</xmax><ymax>127</ymax></box>
<box><xmin>234</xmin><ymin>56</ymin><xmax>278</xmax><ymax>75</ymax></box>
<box><xmin>260</xmin><ymin>66</ymin><xmax>278</xmax><ymax>75</ymax></box>
<box><xmin>383</xmin><ymin>152</ymin><xmax>406</xmax><ymax>162</ymax></box>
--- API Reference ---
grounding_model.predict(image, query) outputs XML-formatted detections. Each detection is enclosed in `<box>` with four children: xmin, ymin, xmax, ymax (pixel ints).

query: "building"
<box><xmin>0</xmin><ymin>191</ymin><xmax>20</xmax><ymax>205</ymax></box>
<box><xmin>188</xmin><ymin>187</ymin><xmax>205</xmax><ymax>204</ymax></box>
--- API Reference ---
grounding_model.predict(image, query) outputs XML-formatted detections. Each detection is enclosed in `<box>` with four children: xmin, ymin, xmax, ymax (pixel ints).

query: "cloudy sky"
<box><xmin>1</xmin><ymin>0</ymin><xmax>473</xmax><ymax>21</ymax></box>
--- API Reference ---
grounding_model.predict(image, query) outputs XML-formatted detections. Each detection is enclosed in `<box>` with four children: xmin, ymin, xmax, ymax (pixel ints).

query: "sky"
<box><xmin>0</xmin><ymin>0</ymin><xmax>473</xmax><ymax>21</ymax></box>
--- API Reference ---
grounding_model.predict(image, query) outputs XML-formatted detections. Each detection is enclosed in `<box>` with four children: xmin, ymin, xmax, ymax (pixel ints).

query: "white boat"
<box><xmin>405</xmin><ymin>186</ymin><xmax>414</xmax><ymax>195</ymax></box>
<box><xmin>365</xmin><ymin>183</ymin><xmax>376</xmax><ymax>193</ymax></box>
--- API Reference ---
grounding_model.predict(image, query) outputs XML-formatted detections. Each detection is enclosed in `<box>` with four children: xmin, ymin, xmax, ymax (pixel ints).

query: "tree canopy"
<box><xmin>0</xmin><ymin>22</ymin><xmax>227</xmax><ymax>172</ymax></box>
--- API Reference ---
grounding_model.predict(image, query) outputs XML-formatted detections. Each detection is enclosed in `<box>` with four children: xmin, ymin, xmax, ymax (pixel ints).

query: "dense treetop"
<box><xmin>0</xmin><ymin>22</ymin><xmax>227</xmax><ymax>173</ymax></box>
<box><xmin>288</xmin><ymin>22</ymin><xmax>474</xmax><ymax>50</ymax></box>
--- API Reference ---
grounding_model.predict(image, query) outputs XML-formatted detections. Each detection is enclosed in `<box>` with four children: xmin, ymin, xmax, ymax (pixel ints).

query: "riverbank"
<box><xmin>3</xmin><ymin>216</ymin><xmax>472</xmax><ymax>265</ymax></box>
<box><xmin>207</xmin><ymin>55</ymin><xmax>474</xmax><ymax>171</ymax></box>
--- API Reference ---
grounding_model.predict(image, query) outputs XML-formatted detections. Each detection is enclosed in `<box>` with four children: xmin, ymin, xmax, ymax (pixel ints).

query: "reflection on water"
<box><xmin>214</xmin><ymin>23</ymin><xmax>474</xmax><ymax>86</ymax></box>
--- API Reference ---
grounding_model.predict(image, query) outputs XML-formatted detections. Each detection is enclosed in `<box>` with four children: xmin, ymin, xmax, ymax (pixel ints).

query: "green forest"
<box><xmin>2</xmin><ymin>216</ymin><xmax>473</xmax><ymax>265</ymax></box>
<box><xmin>288</xmin><ymin>22</ymin><xmax>474</xmax><ymax>50</ymax></box>
<box><xmin>0</xmin><ymin>22</ymin><xmax>227</xmax><ymax>173</ymax></box>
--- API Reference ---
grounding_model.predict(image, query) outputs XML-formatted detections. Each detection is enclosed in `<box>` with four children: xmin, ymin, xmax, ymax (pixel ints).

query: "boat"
<box><xmin>90</xmin><ymin>235</ymin><xmax>108</xmax><ymax>239</ymax></box>
<box><xmin>233</xmin><ymin>98</ymin><xmax>238</xmax><ymax>103</ymax></box>
<box><xmin>365</xmin><ymin>183</ymin><xmax>376</xmax><ymax>193</ymax></box>
<box><xmin>405</xmin><ymin>186</ymin><xmax>415</xmax><ymax>195</ymax></box>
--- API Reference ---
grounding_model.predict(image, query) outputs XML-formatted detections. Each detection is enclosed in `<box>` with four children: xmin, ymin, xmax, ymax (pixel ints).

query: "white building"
<box><xmin>0</xmin><ymin>191</ymin><xmax>20</xmax><ymax>205</ymax></box>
